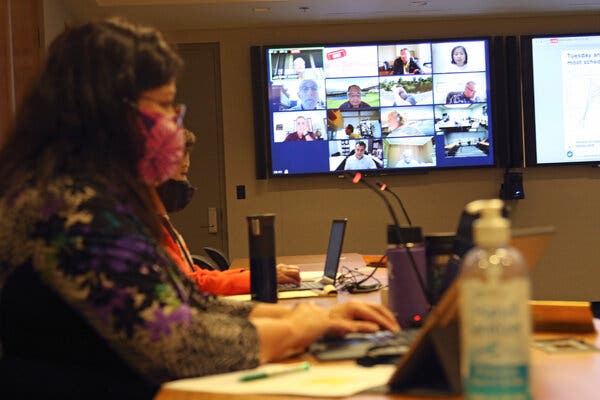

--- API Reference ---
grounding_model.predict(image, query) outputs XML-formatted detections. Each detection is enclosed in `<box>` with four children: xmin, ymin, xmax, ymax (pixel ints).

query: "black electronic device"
<box><xmin>247</xmin><ymin>214</ymin><xmax>278</xmax><ymax>303</ymax></box>
<box><xmin>252</xmin><ymin>37</ymin><xmax>508</xmax><ymax>178</ymax></box>
<box><xmin>278</xmin><ymin>219</ymin><xmax>347</xmax><ymax>292</ymax></box>
<box><xmin>499</xmin><ymin>171</ymin><xmax>525</xmax><ymax>200</ymax></box>
<box><xmin>521</xmin><ymin>33</ymin><xmax>600</xmax><ymax>166</ymax></box>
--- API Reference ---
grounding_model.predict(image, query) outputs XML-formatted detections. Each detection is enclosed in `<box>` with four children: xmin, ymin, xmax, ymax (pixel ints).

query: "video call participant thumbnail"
<box><xmin>344</xmin><ymin>141</ymin><xmax>377</xmax><ymax>170</ymax></box>
<box><xmin>450</xmin><ymin>45</ymin><xmax>468</xmax><ymax>71</ymax></box>
<box><xmin>284</xmin><ymin>116</ymin><xmax>317</xmax><ymax>142</ymax></box>
<box><xmin>392</xmin><ymin>48</ymin><xmax>422</xmax><ymax>75</ymax></box>
<box><xmin>288</xmin><ymin>79</ymin><xmax>324</xmax><ymax>111</ymax></box>
<box><xmin>339</xmin><ymin>85</ymin><xmax>372</xmax><ymax>110</ymax></box>
<box><xmin>386</xmin><ymin>111</ymin><xmax>425</xmax><ymax>137</ymax></box>
<box><xmin>395</xmin><ymin>148</ymin><xmax>421</xmax><ymax>167</ymax></box>
<box><xmin>446</xmin><ymin>81</ymin><xmax>482</xmax><ymax>104</ymax></box>
<box><xmin>345</xmin><ymin>124</ymin><xmax>362</xmax><ymax>139</ymax></box>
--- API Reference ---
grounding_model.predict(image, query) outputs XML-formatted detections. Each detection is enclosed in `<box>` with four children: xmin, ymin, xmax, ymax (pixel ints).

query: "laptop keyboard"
<box><xmin>278</xmin><ymin>281</ymin><xmax>324</xmax><ymax>291</ymax></box>
<box><xmin>309</xmin><ymin>329</ymin><xmax>419</xmax><ymax>363</ymax></box>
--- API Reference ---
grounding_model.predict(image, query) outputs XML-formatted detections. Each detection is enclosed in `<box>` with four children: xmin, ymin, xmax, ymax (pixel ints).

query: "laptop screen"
<box><xmin>323</xmin><ymin>219</ymin><xmax>347</xmax><ymax>281</ymax></box>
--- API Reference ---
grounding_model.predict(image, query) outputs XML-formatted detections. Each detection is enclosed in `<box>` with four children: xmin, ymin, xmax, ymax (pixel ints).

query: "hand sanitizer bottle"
<box><xmin>459</xmin><ymin>199</ymin><xmax>531</xmax><ymax>400</ymax></box>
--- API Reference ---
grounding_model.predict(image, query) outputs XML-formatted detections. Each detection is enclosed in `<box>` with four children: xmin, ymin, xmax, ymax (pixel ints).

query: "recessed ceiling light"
<box><xmin>410</xmin><ymin>1</ymin><xmax>428</xmax><ymax>6</ymax></box>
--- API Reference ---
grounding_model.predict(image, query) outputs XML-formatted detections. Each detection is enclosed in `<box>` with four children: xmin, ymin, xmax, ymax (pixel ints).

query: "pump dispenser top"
<box><xmin>465</xmin><ymin>199</ymin><xmax>509</xmax><ymax>248</ymax></box>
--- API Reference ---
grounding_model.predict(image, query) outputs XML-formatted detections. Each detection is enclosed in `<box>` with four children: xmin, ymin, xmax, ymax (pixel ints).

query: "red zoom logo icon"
<box><xmin>326</xmin><ymin>49</ymin><xmax>347</xmax><ymax>60</ymax></box>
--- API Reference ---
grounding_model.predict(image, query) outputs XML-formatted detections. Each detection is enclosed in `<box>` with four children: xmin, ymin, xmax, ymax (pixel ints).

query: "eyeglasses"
<box><xmin>300</xmin><ymin>85</ymin><xmax>319</xmax><ymax>92</ymax></box>
<box><xmin>129</xmin><ymin>96</ymin><xmax>186</xmax><ymax>126</ymax></box>
<box><xmin>347</xmin><ymin>92</ymin><xmax>362</xmax><ymax>98</ymax></box>
<box><xmin>174</xmin><ymin>104</ymin><xmax>187</xmax><ymax>127</ymax></box>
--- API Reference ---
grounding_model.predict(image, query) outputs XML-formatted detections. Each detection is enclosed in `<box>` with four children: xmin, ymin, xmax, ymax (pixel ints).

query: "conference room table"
<box><xmin>155</xmin><ymin>256</ymin><xmax>600</xmax><ymax>400</ymax></box>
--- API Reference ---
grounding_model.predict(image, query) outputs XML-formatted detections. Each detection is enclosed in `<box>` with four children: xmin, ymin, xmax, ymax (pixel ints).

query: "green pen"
<box><xmin>239</xmin><ymin>361</ymin><xmax>311</xmax><ymax>382</ymax></box>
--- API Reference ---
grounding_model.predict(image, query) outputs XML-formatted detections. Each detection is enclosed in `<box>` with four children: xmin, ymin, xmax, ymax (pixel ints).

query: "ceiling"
<box><xmin>57</xmin><ymin>0</ymin><xmax>600</xmax><ymax>31</ymax></box>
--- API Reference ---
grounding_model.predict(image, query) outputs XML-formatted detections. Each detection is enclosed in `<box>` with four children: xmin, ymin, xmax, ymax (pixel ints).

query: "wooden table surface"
<box><xmin>156</xmin><ymin>256</ymin><xmax>600</xmax><ymax>400</ymax></box>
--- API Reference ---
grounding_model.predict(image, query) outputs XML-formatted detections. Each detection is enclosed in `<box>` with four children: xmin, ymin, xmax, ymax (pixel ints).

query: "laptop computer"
<box><xmin>310</xmin><ymin>226</ymin><xmax>556</xmax><ymax>372</ymax></box>
<box><xmin>278</xmin><ymin>218</ymin><xmax>347</xmax><ymax>292</ymax></box>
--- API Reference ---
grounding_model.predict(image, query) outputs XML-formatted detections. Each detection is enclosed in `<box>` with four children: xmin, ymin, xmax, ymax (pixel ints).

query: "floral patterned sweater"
<box><xmin>0</xmin><ymin>175</ymin><xmax>259</xmax><ymax>386</ymax></box>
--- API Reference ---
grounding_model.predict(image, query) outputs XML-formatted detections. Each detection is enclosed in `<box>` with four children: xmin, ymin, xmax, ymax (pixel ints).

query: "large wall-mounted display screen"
<box><xmin>522</xmin><ymin>33</ymin><xmax>600</xmax><ymax>166</ymax></box>
<box><xmin>262</xmin><ymin>38</ymin><xmax>497</xmax><ymax>176</ymax></box>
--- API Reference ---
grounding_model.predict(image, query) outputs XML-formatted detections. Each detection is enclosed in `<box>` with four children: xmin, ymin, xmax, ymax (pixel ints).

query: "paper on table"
<box><xmin>162</xmin><ymin>363</ymin><xmax>396</xmax><ymax>397</ymax></box>
<box><xmin>300</xmin><ymin>271</ymin><xmax>323</xmax><ymax>281</ymax></box>
<box><xmin>224</xmin><ymin>290</ymin><xmax>322</xmax><ymax>302</ymax></box>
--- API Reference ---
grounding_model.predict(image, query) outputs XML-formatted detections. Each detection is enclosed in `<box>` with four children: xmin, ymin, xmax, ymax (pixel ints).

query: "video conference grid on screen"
<box><xmin>530</xmin><ymin>34</ymin><xmax>600</xmax><ymax>165</ymax></box>
<box><xmin>266</xmin><ymin>39</ymin><xmax>494</xmax><ymax>176</ymax></box>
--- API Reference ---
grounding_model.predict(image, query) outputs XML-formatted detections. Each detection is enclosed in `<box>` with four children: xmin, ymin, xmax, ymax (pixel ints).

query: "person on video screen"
<box><xmin>450</xmin><ymin>45</ymin><xmax>468</xmax><ymax>71</ymax></box>
<box><xmin>345</xmin><ymin>124</ymin><xmax>362</xmax><ymax>139</ymax></box>
<box><xmin>288</xmin><ymin>79</ymin><xmax>324</xmax><ymax>110</ymax></box>
<box><xmin>290</xmin><ymin>56</ymin><xmax>323</xmax><ymax>80</ymax></box>
<box><xmin>344</xmin><ymin>141</ymin><xmax>377</xmax><ymax>170</ymax></box>
<box><xmin>293</xmin><ymin>57</ymin><xmax>306</xmax><ymax>77</ymax></box>
<box><xmin>395</xmin><ymin>149</ymin><xmax>421</xmax><ymax>167</ymax></box>
<box><xmin>339</xmin><ymin>85</ymin><xmax>372</xmax><ymax>109</ymax></box>
<box><xmin>392</xmin><ymin>84</ymin><xmax>417</xmax><ymax>106</ymax></box>
<box><xmin>446</xmin><ymin>81</ymin><xmax>482</xmax><ymax>104</ymax></box>
<box><xmin>386</xmin><ymin>111</ymin><xmax>424</xmax><ymax>137</ymax></box>
<box><xmin>284</xmin><ymin>116</ymin><xmax>317</xmax><ymax>142</ymax></box>
<box><xmin>392</xmin><ymin>48</ymin><xmax>421</xmax><ymax>75</ymax></box>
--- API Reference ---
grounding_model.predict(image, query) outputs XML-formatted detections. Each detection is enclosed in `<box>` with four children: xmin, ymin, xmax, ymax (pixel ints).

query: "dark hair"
<box><xmin>451</xmin><ymin>45</ymin><xmax>468</xmax><ymax>65</ymax></box>
<box><xmin>0</xmin><ymin>18</ymin><xmax>183</xmax><ymax>236</ymax></box>
<box><xmin>347</xmin><ymin>85</ymin><xmax>361</xmax><ymax>93</ymax></box>
<box><xmin>345</xmin><ymin>124</ymin><xmax>354</xmax><ymax>132</ymax></box>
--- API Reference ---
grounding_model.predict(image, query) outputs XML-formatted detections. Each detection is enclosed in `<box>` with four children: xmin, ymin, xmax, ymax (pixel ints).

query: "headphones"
<box><xmin>390</xmin><ymin>111</ymin><xmax>403</xmax><ymax>124</ymax></box>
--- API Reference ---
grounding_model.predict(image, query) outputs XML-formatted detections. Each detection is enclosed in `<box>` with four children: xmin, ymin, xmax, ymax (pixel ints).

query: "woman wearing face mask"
<box><xmin>156</xmin><ymin>130</ymin><xmax>301</xmax><ymax>294</ymax></box>
<box><xmin>155</xmin><ymin>129</ymin><xmax>197</xmax><ymax>213</ymax></box>
<box><xmin>0</xmin><ymin>18</ymin><xmax>398</xmax><ymax>399</ymax></box>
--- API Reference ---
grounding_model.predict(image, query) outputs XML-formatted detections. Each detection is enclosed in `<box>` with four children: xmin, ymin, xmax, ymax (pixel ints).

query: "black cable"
<box><xmin>353</xmin><ymin>254</ymin><xmax>386</xmax><ymax>287</ymax></box>
<box><xmin>348</xmin><ymin>172</ymin><xmax>400</xmax><ymax>227</ymax></box>
<box><xmin>338</xmin><ymin>261</ymin><xmax>383</xmax><ymax>293</ymax></box>
<box><xmin>403</xmin><ymin>244</ymin><xmax>433</xmax><ymax>310</ymax></box>
<box><xmin>375</xmin><ymin>182</ymin><xmax>412</xmax><ymax>227</ymax></box>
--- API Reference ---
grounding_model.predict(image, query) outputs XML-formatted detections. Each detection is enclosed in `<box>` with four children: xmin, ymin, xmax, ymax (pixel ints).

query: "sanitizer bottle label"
<box><xmin>460</xmin><ymin>278</ymin><xmax>531</xmax><ymax>400</ymax></box>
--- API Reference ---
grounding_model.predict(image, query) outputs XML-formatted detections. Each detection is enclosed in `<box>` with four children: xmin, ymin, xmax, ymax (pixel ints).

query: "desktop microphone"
<box><xmin>348</xmin><ymin>172</ymin><xmax>432</xmax><ymax>327</ymax></box>
<box><xmin>349</xmin><ymin>172</ymin><xmax>420</xmax><ymax>244</ymax></box>
<box><xmin>349</xmin><ymin>172</ymin><xmax>400</xmax><ymax>228</ymax></box>
<box><xmin>348</xmin><ymin>171</ymin><xmax>422</xmax><ymax>245</ymax></box>
<box><xmin>375</xmin><ymin>181</ymin><xmax>412</xmax><ymax>227</ymax></box>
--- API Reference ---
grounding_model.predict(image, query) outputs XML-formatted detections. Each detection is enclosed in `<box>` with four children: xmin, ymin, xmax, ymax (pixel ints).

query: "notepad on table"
<box><xmin>162</xmin><ymin>363</ymin><xmax>395</xmax><ymax>397</ymax></box>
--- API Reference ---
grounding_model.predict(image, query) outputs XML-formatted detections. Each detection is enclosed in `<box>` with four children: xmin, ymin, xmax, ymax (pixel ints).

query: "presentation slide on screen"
<box><xmin>532</xmin><ymin>36</ymin><xmax>600</xmax><ymax>164</ymax></box>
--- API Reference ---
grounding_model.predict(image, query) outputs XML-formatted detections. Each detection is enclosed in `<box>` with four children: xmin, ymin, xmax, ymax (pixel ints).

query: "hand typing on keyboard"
<box><xmin>276</xmin><ymin>263</ymin><xmax>301</xmax><ymax>286</ymax></box>
<box><xmin>357</xmin><ymin>329</ymin><xmax>418</xmax><ymax>366</ymax></box>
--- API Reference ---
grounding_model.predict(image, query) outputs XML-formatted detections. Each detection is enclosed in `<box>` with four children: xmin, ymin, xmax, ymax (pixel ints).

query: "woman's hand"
<box><xmin>327</xmin><ymin>300</ymin><xmax>400</xmax><ymax>336</ymax></box>
<box><xmin>276</xmin><ymin>263</ymin><xmax>301</xmax><ymax>285</ymax></box>
<box><xmin>251</xmin><ymin>301</ymin><xmax>332</xmax><ymax>363</ymax></box>
<box><xmin>251</xmin><ymin>300</ymin><xmax>399</xmax><ymax>364</ymax></box>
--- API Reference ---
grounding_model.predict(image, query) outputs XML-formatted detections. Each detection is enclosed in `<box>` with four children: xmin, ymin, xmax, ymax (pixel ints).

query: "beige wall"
<box><xmin>165</xmin><ymin>13</ymin><xmax>600</xmax><ymax>301</ymax></box>
<box><xmin>33</xmin><ymin>11</ymin><xmax>599</xmax><ymax>300</ymax></box>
